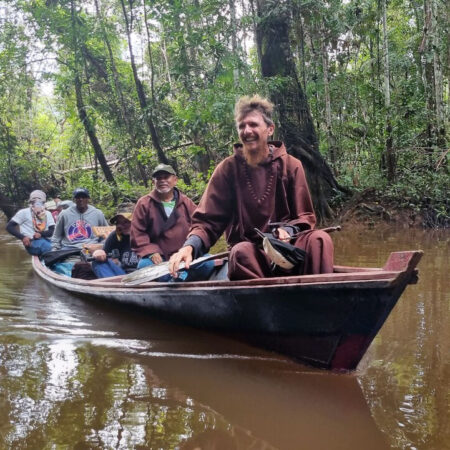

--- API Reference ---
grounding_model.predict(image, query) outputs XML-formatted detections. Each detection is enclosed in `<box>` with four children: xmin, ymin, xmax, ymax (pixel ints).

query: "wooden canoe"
<box><xmin>32</xmin><ymin>250</ymin><xmax>423</xmax><ymax>371</ymax></box>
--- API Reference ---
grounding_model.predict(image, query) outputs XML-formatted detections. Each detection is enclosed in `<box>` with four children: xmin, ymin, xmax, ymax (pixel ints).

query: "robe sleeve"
<box><xmin>286</xmin><ymin>158</ymin><xmax>317</xmax><ymax>230</ymax></box>
<box><xmin>188</xmin><ymin>160</ymin><xmax>234</xmax><ymax>250</ymax></box>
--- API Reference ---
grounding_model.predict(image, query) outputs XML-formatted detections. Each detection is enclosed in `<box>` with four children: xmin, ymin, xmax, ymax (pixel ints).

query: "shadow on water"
<box><xmin>0</xmin><ymin>227</ymin><xmax>448</xmax><ymax>449</ymax></box>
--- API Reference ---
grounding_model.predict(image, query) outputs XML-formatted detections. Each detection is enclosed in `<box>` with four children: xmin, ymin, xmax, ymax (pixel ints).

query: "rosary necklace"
<box><xmin>242</xmin><ymin>158</ymin><xmax>275</xmax><ymax>205</ymax></box>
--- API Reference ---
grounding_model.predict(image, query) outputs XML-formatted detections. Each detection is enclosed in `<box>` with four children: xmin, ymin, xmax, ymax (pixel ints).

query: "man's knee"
<box><xmin>229</xmin><ymin>241</ymin><xmax>258</xmax><ymax>263</ymax></box>
<box><xmin>309</xmin><ymin>230</ymin><xmax>334</xmax><ymax>246</ymax></box>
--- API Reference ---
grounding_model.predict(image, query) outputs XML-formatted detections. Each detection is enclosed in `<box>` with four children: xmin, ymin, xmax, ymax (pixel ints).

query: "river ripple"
<box><xmin>0</xmin><ymin>226</ymin><xmax>448</xmax><ymax>450</ymax></box>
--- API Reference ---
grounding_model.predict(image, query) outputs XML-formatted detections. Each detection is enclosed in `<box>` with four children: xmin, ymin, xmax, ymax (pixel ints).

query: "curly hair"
<box><xmin>234</xmin><ymin>95</ymin><xmax>274</xmax><ymax>126</ymax></box>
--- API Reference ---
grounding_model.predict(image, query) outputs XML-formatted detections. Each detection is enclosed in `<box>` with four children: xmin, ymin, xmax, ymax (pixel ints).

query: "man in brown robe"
<box><xmin>169</xmin><ymin>95</ymin><xmax>334</xmax><ymax>280</ymax></box>
<box><xmin>131</xmin><ymin>164</ymin><xmax>197</xmax><ymax>269</ymax></box>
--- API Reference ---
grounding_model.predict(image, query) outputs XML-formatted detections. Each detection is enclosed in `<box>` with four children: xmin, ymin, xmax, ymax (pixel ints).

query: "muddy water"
<box><xmin>0</xmin><ymin>227</ymin><xmax>448</xmax><ymax>450</ymax></box>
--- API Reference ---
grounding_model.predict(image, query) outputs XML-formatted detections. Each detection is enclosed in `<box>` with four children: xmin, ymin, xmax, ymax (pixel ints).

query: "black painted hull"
<box><xmin>32</xmin><ymin>251</ymin><xmax>422</xmax><ymax>371</ymax></box>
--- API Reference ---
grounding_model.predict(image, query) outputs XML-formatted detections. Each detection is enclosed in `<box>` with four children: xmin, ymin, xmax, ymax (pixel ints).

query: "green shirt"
<box><xmin>162</xmin><ymin>199</ymin><xmax>176</xmax><ymax>217</ymax></box>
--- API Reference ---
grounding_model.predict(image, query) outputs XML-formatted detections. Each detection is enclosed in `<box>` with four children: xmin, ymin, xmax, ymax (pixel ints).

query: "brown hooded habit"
<box><xmin>189</xmin><ymin>141</ymin><xmax>333</xmax><ymax>279</ymax></box>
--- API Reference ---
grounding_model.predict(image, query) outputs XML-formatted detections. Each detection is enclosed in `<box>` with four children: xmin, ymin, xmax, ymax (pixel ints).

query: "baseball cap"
<box><xmin>151</xmin><ymin>164</ymin><xmax>176</xmax><ymax>177</ymax></box>
<box><xmin>110</xmin><ymin>203</ymin><xmax>135</xmax><ymax>225</ymax></box>
<box><xmin>72</xmin><ymin>187</ymin><xmax>90</xmax><ymax>198</ymax></box>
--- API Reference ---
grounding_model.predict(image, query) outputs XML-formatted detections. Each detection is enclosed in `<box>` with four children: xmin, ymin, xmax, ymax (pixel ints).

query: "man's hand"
<box><xmin>83</xmin><ymin>243</ymin><xmax>103</xmax><ymax>254</ymax></box>
<box><xmin>150</xmin><ymin>253</ymin><xmax>163</xmax><ymax>265</ymax></box>
<box><xmin>276</xmin><ymin>228</ymin><xmax>291</xmax><ymax>242</ymax></box>
<box><xmin>169</xmin><ymin>246</ymin><xmax>193</xmax><ymax>277</ymax></box>
<box><xmin>92</xmin><ymin>249</ymin><xmax>107</xmax><ymax>262</ymax></box>
<box><xmin>33</xmin><ymin>232</ymin><xmax>41</xmax><ymax>239</ymax></box>
<box><xmin>22</xmin><ymin>236</ymin><xmax>32</xmax><ymax>247</ymax></box>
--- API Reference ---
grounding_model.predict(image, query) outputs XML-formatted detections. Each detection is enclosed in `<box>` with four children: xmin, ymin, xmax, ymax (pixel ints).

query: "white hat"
<box><xmin>29</xmin><ymin>190</ymin><xmax>46</xmax><ymax>203</ymax></box>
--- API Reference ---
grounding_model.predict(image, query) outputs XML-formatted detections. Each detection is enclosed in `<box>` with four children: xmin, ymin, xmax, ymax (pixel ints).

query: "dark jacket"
<box><xmin>131</xmin><ymin>188</ymin><xmax>197</xmax><ymax>259</ymax></box>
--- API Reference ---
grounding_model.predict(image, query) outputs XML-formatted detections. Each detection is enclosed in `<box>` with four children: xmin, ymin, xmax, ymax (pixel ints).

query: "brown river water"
<box><xmin>0</xmin><ymin>226</ymin><xmax>448</xmax><ymax>450</ymax></box>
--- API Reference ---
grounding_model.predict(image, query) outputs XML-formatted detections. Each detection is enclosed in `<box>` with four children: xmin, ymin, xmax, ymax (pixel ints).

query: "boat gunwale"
<box><xmin>31</xmin><ymin>251</ymin><xmax>422</xmax><ymax>293</ymax></box>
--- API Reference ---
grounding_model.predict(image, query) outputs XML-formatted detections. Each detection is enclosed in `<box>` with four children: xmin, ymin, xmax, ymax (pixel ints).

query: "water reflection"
<box><xmin>0</xmin><ymin>227</ymin><xmax>448</xmax><ymax>449</ymax></box>
<box><xmin>0</xmin><ymin>339</ymin><xmax>388</xmax><ymax>449</ymax></box>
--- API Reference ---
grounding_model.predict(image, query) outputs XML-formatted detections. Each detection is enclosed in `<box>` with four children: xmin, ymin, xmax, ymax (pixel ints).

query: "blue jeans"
<box><xmin>92</xmin><ymin>260</ymin><xmax>126</xmax><ymax>278</ymax></box>
<box><xmin>137</xmin><ymin>255</ymin><xmax>215</xmax><ymax>282</ymax></box>
<box><xmin>26</xmin><ymin>238</ymin><xmax>52</xmax><ymax>256</ymax></box>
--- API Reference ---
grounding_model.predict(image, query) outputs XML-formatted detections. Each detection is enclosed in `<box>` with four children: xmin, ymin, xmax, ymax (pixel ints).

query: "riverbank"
<box><xmin>334</xmin><ymin>188</ymin><xmax>449</xmax><ymax>229</ymax></box>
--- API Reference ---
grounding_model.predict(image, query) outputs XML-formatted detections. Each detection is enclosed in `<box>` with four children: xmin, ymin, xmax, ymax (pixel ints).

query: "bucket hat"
<box><xmin>110</xmin><ymin>203</ymin><xmax>135</xmax><ymax>225</ymax></box>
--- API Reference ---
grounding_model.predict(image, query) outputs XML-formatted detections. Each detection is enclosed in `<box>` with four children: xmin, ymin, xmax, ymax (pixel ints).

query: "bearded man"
<box><xmin>169</xmin><ymin>95</ymin><xmax>334</xmax><ymax>280</ymax></box>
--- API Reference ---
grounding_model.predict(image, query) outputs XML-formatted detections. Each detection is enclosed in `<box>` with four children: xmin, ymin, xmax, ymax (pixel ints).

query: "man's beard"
<box><xmin>155</xmin><ymin>186</ymin><xmax>172</xmax><ymax>195</ymax></box>
<box><xmin>243</xmin><ymin>147</ymin><xmax>267</xmax><ymax>167</ymax></box>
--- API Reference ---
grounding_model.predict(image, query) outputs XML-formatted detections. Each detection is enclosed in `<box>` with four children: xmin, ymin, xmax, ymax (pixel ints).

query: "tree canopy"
<box><xmin>0</xmin><ymin>0</ymin><xmax>448</xmax><ymax>225</ymax></box>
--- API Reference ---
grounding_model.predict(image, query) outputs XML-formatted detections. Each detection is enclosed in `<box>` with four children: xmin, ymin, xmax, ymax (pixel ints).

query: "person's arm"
<box><xmin>182</xmin><ymin>235</ymin><xmax>207</xmax><ymax>259</ymax></box>
<box><xmin>187</xmin><ymin>160</ymin><xmax>234</xmax><ymax>251</ymax></box>
<box><xmin>6</xmin><ymin>219</ymin><xmax>32</xmax><ymax>248</ymax></box>
<box><xmin>40</xmin><ymin>225</ymin><xmax>55</xmax><ymax>238</ymax></box>
<box><xmin>169</xmin><ymin>161</ymin><xmax>233</xmax><ymax>276</ymax></box>
<box><xmin>6</xmin><ymin>219</ymin><xmax>24</xmax><ymax>240</ymax></box>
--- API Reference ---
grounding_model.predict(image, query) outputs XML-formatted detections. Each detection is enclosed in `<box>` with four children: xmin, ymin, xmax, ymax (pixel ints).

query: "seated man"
<box><xmin>52</xmin><ymin>188</ymin><xmax>108</xmax><ymax>250</ymax></box>
<box><xmin>50</xmin><ymin>188</ymin><xmax>108</xmax><ymax>276</ymax></box>
<box><xmin>6</xmin><ymin>190</ymin><xmax>55</xmax><ymax>256</ymax></box>
<box><xmin>169</xmin><ymin>95</ymin><xmax>334</xmax><ymax>280</ymax></box>
<box><xmin>131</xmin><ymin>164</ymin><xmax>214</xmax><ymax>281</ymax></box>
<box><xmin>88</xmin><ymin>203</ymin><xmax>140</xmax><ymax>278</ymax></box>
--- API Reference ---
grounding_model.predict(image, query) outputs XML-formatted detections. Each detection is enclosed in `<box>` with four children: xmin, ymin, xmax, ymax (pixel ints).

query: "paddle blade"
<box><xmin>121</xmin><ymin>261</ymin><xmax>183</xmax><ymax>285</ymax></box>
<box><xmin>121</xmin><ymin>252</ymin><xmax>229</xmax><ymax>286</ymax></box>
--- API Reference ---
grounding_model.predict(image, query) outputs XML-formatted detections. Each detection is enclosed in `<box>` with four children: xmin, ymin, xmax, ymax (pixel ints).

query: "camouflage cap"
<box><xmin>151</xmin><ymin>164</ymin><xmax>176</xmax><ymax>177</ymax></box>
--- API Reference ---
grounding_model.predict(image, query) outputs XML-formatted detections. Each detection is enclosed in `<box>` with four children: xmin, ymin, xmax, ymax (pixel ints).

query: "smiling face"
<box><xmin>153</xmin><ymin>172</ymin><xmax>178</xmax><ymax>198</ymax></box>
<box><xmin>237</xmin><ymin>111</ymin><xmax>274</xmax><ymax>164</ymax></box>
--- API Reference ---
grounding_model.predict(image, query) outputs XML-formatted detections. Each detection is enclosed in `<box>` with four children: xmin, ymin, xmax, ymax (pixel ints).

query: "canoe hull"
<box><xmin>32</xmin><ymin>251</ymin><xmax>422</xmax><ymax>371</ymax></box>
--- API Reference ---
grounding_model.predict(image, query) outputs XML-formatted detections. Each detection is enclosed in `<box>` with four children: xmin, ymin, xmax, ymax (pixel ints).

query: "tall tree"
<box><xmin>381</xmin><ymin>0</ymin><xmax>395</xmax><ymax>182</ymax></box>
<box><xmin>69</xmin><ymin>0</ymin><xmax>116</xmax><ymax>187</ymax></box>
<box><xmin>255</xmin><ymin>0</ymin><xmax>344</xmax><ymax>220</ymax></box>
<box><xmin>119</xmin><ymin>0</ymin><xmax>168</xmax><ymax>165</ymax></box>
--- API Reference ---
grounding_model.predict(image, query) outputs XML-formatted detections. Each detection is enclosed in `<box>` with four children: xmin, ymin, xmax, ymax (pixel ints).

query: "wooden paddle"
<box><xmin>121</xmin><ymin>251</ymin><xmax>230</xmax><ymax>285</ymax></box>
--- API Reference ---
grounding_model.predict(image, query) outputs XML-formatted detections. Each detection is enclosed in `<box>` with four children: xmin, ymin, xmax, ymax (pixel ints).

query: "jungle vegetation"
<box><xmin>0</xmin><ymin>0</ymin><xmax>448</xmax><ymax>226</ymax></box>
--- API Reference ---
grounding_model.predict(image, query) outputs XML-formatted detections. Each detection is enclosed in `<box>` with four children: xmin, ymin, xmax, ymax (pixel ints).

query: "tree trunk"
<box><xmin>94</xmin><ymin>0</ymin><xmax>148</xmax><ymax>187</ymax></box>
<box><xmin>71</xmin><ymin>0</ymin><xmax>116</xmax><ymax>187</ymax></box>
<box><xmin>381</xmin><ymin>0</ymin><xmax>395</xmax><ymax>182</ymax></box>
<box><xmin>229</xmin><ymin>0</ymin><xmax>239</xmax><ymax>86</ymax></box>
<box><xmin>430</xmin><ymin>0</ymin><xmax>446</xmax><ymax>145</ymax></box>
<box><xmin>254</xmin><ymin>0</ymin><xmax>345</xmax><ymax>221</ymax></box>
<box><xmin>320</xmin><ymin>26</ymin><xmax>337</xmax><ymax>169</ymax></box>
<box><xmin>73</xmin><ymin>73</ymin><xmax>116</xmax><ymax>186</ymax></box>
<box><xmin>119</xmin><ymin>0</ymin><xmax>168</xmax><ymax>165</ymax></box>
<box><xmin>418</xmin><ymin>0</ymin><xmax>444</xmax><ymax>151</ymax></box>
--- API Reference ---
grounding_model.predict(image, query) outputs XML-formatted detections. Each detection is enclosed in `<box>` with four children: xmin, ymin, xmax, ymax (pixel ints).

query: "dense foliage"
<box><xmin>0</xmin><ymin>0</ymin><xmax>448</xmax><ymax>225</ymax></box>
